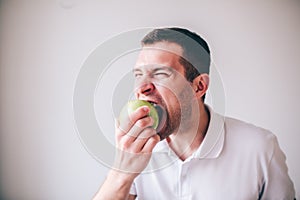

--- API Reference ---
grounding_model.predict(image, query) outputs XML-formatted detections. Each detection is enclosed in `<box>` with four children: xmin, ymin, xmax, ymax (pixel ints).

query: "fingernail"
<box><xmin>143</xmin><ymin>106</ymin><xmax>149</xmax><ymax>112</ymax></box>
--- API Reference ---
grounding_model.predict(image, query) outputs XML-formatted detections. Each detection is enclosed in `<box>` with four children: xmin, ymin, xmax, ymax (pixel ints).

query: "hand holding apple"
<box><xmin>119</xmin><ymin>100</ymin><xmax>159</xmax><ymax>130</ymax></box>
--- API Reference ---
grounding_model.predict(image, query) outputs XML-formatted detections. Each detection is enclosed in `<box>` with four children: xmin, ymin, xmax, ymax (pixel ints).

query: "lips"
<box><xmin>143</xmin><ymin>100</ymin><xmax>167</xmax><ymax>135</ymax></box>
<box><xmin>145</xmin><ymin>100</ymin><xmax>158</xmax><ymax>106</ymax></box>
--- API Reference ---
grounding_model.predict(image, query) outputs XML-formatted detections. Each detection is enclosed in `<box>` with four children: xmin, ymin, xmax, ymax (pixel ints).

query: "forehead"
<box><xmin>134</xmin><ymin>42</ymin><xmax>185</xmax><ymax>74</ymax></box>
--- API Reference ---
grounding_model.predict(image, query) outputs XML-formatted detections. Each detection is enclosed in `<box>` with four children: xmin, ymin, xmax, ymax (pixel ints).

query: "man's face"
<box><xmin>133</xmin><ymin>42</ymin><xmax>197</xmax><ymax>139</ymax></box>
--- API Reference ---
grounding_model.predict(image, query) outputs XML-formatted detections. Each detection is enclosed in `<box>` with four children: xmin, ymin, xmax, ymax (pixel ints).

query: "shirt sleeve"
<box><xmin>260</xmin><ymin>134</ymin><xmax>295</xmax><ymax>200</ymax></box>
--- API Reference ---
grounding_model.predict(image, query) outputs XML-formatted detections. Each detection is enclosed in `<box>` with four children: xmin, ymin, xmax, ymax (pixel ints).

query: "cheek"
<box><xmin>158</xmin><ymin>81</ymin><xmax>192</xmax><ymax>107</ymax></box>
<box><xmin>167</xmin><ymin>86</ymin><xmax>194</xmax><ymax>105</ymax></box>
<box><xmin>162</xmin><ymin>91</ymin><xmax>182</xmax><ymax>120</ymax></box>
<box><xmin>158</xmin><ymin>86</ymin><xmax>179</xmax><ymax>105</ymax></box>
<box><xmin>156</xmin><ymin>74</ymin><xmax>194</xmax><ymax>108</ymax></box>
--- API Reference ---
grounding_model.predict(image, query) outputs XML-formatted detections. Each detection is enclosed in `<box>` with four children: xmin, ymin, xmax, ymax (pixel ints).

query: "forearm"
<box><xmin>93</xmin><ymin>170</ymin><xmax>136</xmax><ymax>200</ymax></box>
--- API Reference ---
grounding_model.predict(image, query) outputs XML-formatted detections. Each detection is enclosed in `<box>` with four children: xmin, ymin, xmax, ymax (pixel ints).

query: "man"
<box><xmin>94</xmin><ymin>27</ymin><xmax>295</xmax><ymax>199</ymax></box>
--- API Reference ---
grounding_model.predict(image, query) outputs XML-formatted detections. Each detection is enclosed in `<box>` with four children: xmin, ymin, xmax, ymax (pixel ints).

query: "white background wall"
<box><xmin>0</xmin><ymin>1</ymin><xmax>299</xmax><ymax>199</ymax></box>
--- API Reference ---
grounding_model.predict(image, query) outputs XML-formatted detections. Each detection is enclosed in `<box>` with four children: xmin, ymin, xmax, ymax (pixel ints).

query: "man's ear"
<box><xmin>192</xmin><ymin>73</ymin><xmax>209</xmax><ymax>99</ymax></box>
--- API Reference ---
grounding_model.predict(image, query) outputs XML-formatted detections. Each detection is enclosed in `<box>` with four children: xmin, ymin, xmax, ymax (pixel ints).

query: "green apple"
<box><xmin>119</xmin><ymin>100</ymin><xmax>159</xmax><ymax>129</ymax></box>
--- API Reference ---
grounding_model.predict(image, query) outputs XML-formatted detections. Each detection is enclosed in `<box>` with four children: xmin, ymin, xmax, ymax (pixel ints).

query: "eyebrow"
<box><xmin>132</xmin><ymin>66</ymin><xmax>174</xmax><ymax>73</ymax></box>
<box><xmin>153</xmin><ymin>66</ymin><xmax>174</xmax><ymax>73</ymax></box>
<box><xmin>132</xmin><ymin>68</ymin><xmax>142</xmax><ymax>73</ymax></box>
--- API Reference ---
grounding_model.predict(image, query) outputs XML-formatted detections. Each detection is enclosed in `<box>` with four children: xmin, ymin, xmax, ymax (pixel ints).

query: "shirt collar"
<box><xmin>193</xmin><ymin>105</ymin><xmax>225</xmax><ymax>159</ymax></box>
<box><xmin>152</xmin><ymin>105</ymin><xmax>225</xmax><ymax>159</ymax></box>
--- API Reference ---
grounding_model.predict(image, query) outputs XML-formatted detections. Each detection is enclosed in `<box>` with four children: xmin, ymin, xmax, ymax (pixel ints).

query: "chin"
<box><xmin>157</xmin><ymin>126</ymin><xmax>173</xmax><ymax>141</ymax></box>
<box><xmin>157</xmin><ymin>130</ymin><xmax>167</xmax><ymax>140</ymax></box>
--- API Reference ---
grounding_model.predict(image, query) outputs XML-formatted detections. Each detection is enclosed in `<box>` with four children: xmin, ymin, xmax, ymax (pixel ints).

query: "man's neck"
<box><xmin>167</xmin><ymin>103</ymin><xmax>210</xmax><ymax>161</ymax></box>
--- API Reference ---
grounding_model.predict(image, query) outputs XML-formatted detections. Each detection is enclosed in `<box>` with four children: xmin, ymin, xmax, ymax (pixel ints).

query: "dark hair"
<box><xmin>141</xmin><ymin>27</ymin><xmax>211</xmax><ymax>82</ymax></box>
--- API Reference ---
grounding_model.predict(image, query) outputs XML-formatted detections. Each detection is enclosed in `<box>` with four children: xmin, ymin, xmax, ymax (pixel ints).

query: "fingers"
<box><xmin>131</xmin><ymin>128</ymin><xmax>157</xmax><ymax>152</ymax></box>
<box><xmin>115</xmin><ymin>105</ymin><xmax>159</xmax><ymax>156</ymax></box>
<box><xmin>142</xmin><ymin>134</ymin><xmax>160</xmax><ymax>153</ymax></box>
<box><xmin>113</xmin><ymin>108</ymin><xmax>160</xmax><ymax>174</ymax></box>
<box><xmin>119</xmin><ymin>128</ymin><xmax>157</xmax><ymax>152</ymax></box>
<box><xmin>116</xmin><ymin>106</ymin><xmax>154</xmax><ymax>141</ymax></box>
<box><xmin>118</xmin><ymin>106</ymin><xmax>150</xmax><ymax>134</ymax></box>
<box><xmin>126</xmin><ymin>116</ymin><xmax>153</xmax><ymax>138</ymax></box>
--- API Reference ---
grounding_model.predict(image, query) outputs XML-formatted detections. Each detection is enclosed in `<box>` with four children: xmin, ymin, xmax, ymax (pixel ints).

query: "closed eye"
<box><xmin>134</xmin><ymin>73</ymin><xmax>143</xmax><ymax>78</ymax></box>
<box><xmin>133</xmin><ymin>68</ymin><xmax>143</xmax><ymax>79</ymax></box>
<box><xmin>154</xmin><ymin>72</ymin><xmax>170</xmax><ymax>77</ymax></box>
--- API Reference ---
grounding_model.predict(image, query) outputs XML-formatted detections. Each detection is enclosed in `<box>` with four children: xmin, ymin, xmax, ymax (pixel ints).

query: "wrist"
<box><xmin>107</xmin><ymin>169</ymin><xmax>137</xmax><ymax>185</ymax></box>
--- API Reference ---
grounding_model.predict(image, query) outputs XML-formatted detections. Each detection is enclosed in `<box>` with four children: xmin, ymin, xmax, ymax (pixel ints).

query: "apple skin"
<box><xmin>119</xmin><ymin>100</ymin><xmax>159</xmax><ymax>129</ymax></box>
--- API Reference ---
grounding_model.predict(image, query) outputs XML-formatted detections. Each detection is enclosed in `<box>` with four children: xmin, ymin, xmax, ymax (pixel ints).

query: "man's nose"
<box><xmin>137</xmin><ymin>82</ymin><xmax>155</xmax><ymax>96</ymax></box>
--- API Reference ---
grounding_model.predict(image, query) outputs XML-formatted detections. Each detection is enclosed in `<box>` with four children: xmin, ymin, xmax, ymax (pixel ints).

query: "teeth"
<box><xmin>148</xmin><ymin>101</ymin><xmax>157</xmax><ymax>106</ymax></box>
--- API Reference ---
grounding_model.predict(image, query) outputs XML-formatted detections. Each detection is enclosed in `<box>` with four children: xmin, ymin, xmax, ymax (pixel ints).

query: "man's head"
<box><xmin>134</xmin><ymin>27</ymin><xmax>210</xmax><ymax>139</ymax></box>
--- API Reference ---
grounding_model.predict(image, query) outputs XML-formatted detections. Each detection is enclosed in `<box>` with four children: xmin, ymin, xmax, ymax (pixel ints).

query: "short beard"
<box><xmin>158</xmin><ymin>88</ymin><xmax>194</xmax><ymax>140</ymax></box>
<box><xmin>158</xmin><ymin>107</ymin><xmax>181</xmax><ymax>140</ymax></box>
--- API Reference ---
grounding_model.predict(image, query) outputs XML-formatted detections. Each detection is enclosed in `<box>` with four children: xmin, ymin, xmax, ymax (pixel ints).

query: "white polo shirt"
<box><xmin>130</xmin><ymin>107</ymin><xmax>295</xmax><ymax>200</ymax></box>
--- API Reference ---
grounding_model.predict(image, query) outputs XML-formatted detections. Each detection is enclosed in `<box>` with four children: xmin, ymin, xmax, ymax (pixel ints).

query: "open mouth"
<box><xmin>147</xmin><ymin>101</ymin><xmax>167</xmax><ymax>134</ymax></box>
<box><xmin>147</xmin><ymin>100</ymin><xmax>158</xmax><ymax>106</ymax></box>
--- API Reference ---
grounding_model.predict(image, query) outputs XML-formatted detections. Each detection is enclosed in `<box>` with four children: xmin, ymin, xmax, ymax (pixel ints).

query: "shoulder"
<box><xmin>224</xmin><ymin>116</ymin><xmax>275</xmax><ymax>140</ymax></box>
<box><xmin>223</xmin><ymin>116</ymin><xmax>277</xmax><ymax>155</ymax></box>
